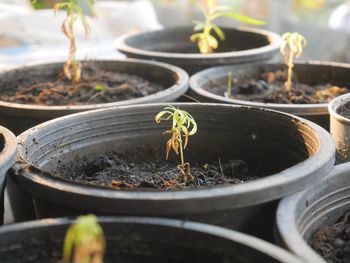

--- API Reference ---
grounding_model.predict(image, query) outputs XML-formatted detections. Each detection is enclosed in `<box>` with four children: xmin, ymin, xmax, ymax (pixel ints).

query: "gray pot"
<box><xmin>0</xmin><ymin>125</ymin><xmax>17</xmax><ymax>225</ymax></box>
<box><xmin>0</xmin><ymin>216</ymin><xmax>302</xmax><ymax>263</ymax></box>
<box><xmin>115</xmin><ymin>27</ymin><xmax>281</xmax><ymax>74</ymax></box>
<box><xmin>0</xmin><ymin>59</ymin><xmax>189</xmax><ymax>135</ymax></box>
<box><xmin>10</xmin><ymin>103</ymin><xmax>334</xmax><ymax>240</ymax></box>
<box><xmin>276</xmin><ymin>163</ymin><xmax>350</xmax><ymax>263</ymax></box>
<box><xmin>329</xmin><ymin>93</ymin><xmax>350</xmax><ymax>163</ymax></box>
<box><xmin>189</xmin><ymin>61</ymin><xmax>350</xmax><ymax>129</ymax></box>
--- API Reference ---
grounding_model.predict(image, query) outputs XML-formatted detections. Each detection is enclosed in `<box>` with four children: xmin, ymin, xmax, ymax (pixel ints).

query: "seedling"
<box><xmin>225</xmin><ymin>71</ymin><xmax>233</xmax><ymax>98</ymax></box>
<box><xmin>280</xmin><ymin>32</ymin><xmax>307</xmax><ymax>91</ymax></box>
<box><xmin>155</xmin><ymin>105</ymin><xmax>197</xmax><ymax>182</ymax></box>
<box><xmin>60</xmin><ymin>214</ymin><xmax>105</xmax><ymax>263</ymax></box>
<box><xmin>190</xmin><ymin>0</ymin><xmax>265</xmax><ymax>54</ymax></box>
<box><xmin>54</xmin><ymin>0</ymin><xmax>94</xmax><ymax>83</ymax></box>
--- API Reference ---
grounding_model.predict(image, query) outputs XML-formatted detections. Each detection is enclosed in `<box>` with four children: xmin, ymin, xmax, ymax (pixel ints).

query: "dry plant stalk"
<box><xmin>280</xmin><ymin>32</ymin><xmax>307</xmax><ymax>91</ymax></box>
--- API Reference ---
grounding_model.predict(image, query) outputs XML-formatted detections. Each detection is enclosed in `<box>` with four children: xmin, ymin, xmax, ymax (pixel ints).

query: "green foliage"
<box><xmin>94</xmin><ymin>84</ymin><xmax>106</xmax><ymax>92</ymax></box>
<box><xmin>31</xmin><ymin>0</ymin><xmax>44</xmax><ymax>9</ymax></box>
<box><xmin>54</xmin><ymin>0</ymin><xmax>95</xmax><ymax>83</ymax></box>
<box><xmin>155</xmin><ymin>105</ymin><xmax>197</xmax><ymax>181</ymax></box>
<box><xmin>61</xmin><ymin>214</ymin><xmax>105</xmax><ymax>263</ymax></box>
<box><xmin>280</xmin><ymin>32</ymin><xmax>307</xmax><ymax>91</ymax></box>
<box><xmin>190</xmin><ymin>1</ymin><xmax>265</xmax><ymax>54</ymax></box>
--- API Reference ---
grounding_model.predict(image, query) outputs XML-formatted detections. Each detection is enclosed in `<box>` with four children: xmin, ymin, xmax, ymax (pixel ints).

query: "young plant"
<box><xmin>54</xmin><ymin>0</ymin><xmax>94</xmax><ymax>83</ymax></box>
<box><xmin>225</xmin><ymin>71</ymin><xmax>233</xmax><ymax>98</ymax></box>
<box><xmin>60</xmin><ymin>214</ymin><xmax>105</xmax><ymax>263</ymax></box>
<box><xmin>155</xmin><ymin>105</ymin><xmax>197</xmax><ymax>182</ymax></box>
<box><xmin>280</xmin><ymin>32</ymin><xmax>307</xmax><ymax>91</ymax></box>
<box><xmin>190</xmin><ymin>0</ymin><xmax>265</xmax><ymax>54</ymax></box>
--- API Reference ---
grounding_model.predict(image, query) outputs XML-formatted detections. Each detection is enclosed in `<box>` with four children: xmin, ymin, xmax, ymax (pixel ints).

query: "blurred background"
<box><xmin>1</xmin><ymin>0</ymin><xmax>350</xmax><ymax>66</ymax></box>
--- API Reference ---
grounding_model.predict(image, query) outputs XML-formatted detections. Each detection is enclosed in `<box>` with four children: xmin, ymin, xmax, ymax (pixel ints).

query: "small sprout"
<box><xmin>54</xmin><ymin>0</ymin><xmax>95</xmax><ymax>83</ymax></box>
<box><xmin>225</xmin><ymin>71</ymin><xmax>233</xmax><ymax>98</ymax></box>
<box><xmin>280</xmin><ymin>32</ymin><xmax>307</xmax><ymax>91</ymax></box>
<box><xmin>60</xmin><ymin>214</ymin><xmax>105</xmax><ymax>263</ymax></box>
<box><xmin>190</xmin><ymin>0</ymin><xmax>265</xmax><ymax>54</ymax></box>
<box><xmin>155</xmin><ymin>105</ymin><xmax>197</xmax><ymax>182</ymax></box>
<box><xmin>94</xmin><ymin>84</ymin><xmax>106</xmax><ymax>92</ymax></box>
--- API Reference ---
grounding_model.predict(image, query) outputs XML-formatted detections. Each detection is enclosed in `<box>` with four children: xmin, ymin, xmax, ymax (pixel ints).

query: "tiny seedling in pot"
<box><xmin>54</xmin><ymin>0</ymin><xmax>95</xmax><ymax>83</ymax></box>
<box><xmin>224</xmin><ymin>71</ymin><xmax>233</xmax><ymax>98</ymax></box>
<box><xmin>190</xmin><ymin>0</ymin><xmax>265</xmax><ymax>54</ymax></box>
<box><xmin>155</xmin><ymin>105</ymin><xmax>197</xmax><ymax>182</ymax></box>
<box><xmin>59</xmin><ymin>214</ymin><xmax>105</xmax><ymax>263</ymax></box>
<box><xmin>280</xmin><ymin>32</ymin><xmax>307</xmax><ymax>91</ymax></box>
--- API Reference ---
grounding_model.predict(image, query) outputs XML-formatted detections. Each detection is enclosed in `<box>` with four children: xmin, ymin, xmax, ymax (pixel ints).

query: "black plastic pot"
<box><xmin>189</xmin><ymin>61</ymin><xmax>350</xmax><ymax>129</ymax></box>
<box><xmin>0</xmin><ymin>216</ymin><xmax>302</xmax><ymax>263</ymax></box>
<box><xmin>115</xmin><ymin>27</ymin><xmax>281</xmax><ymax>74</ymax></box>
<box><xmin>10</xmin><ymin>103</ymin><xmax>334</xmax><ymax>240</ymax></box>
<box><xmin>276</xmin><ymin>162</ymin><xmax>350</xmax><ymax>263</ymax></box>
<box><xmin>0</xmin><ymin>126</ymin><xmax>17</xmax><ymax>225</ymax></box>
<box><xmin>0</xmin><ymin>59</ymin><xmax>189</xmax><ymax>135</ymax></box>
<box><xmin>329</xmin><ymin>93</ymin><xmax>350</xmax><ymax>163</ymax></box>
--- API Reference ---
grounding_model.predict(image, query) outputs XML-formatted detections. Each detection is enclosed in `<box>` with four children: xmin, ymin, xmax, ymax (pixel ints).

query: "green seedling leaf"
<box><xmin>95</xmin><ymin>84</ymin><xmax>106</xmax><ymax>92</ymax></box>
<box><xmin>61</xmin><ymin>214</ymin><xmax>105</xmax><ymax>263</ymax></box>
<box><xmin>212</xmin><ymin>12</ymin><xmax>266</xmax><ymax>25</ymax></box>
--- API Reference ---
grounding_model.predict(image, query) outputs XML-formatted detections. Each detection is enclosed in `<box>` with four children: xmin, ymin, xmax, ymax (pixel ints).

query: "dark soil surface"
<box><xmin>310</xmin><ymin>211</ymin><xmax>350</xmax><ymax>263</ymax></box>
<box><xmin>59</xmin><ymin>151</ymin><xmax>256</xmax><ymax>190</ymax></box>
<box><xmin>208</xmin><ymin>69</ymin><xmax>349</xmax><ymax>104</ymax></box>
<box><xmin>0</xmin><ymin>63</ymin><xmax>164</xmax><ymax>106</ymax></box>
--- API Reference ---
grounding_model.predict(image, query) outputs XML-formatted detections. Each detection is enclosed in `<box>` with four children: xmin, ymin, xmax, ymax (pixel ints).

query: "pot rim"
<box><xmin>0</xmin><ymin>58</ymin><xmax>189</xmax><ymax>113</ymax></box>
<box><xmin>114</xmin><ymin>26</ymin><xmax>281</xmax><ymax>60</ymax></box>
<box><xmin>276</xmin><ymin>163</ymin><xmax>350</xmax><ymax>263</ymax></box>
<box><xmin>190</xmin><ymin>60</ymin><xmax>350</xmax><ymax>116</ymax></box>
<box><xmin>0</xmin><ymin>216</ymin><xmax>301</xmax><ymax>263</ymax></box>
<box><xmin>328</xmin><ymin>92</ymin><xmax>350</xmax><ymax>124</ymax></box>
<box><xmin>0</xmin><ymin>125</ymin><xmax>17</xmax><ymax>178</ymax></box>
<box><xmin>15</xmin><ymin>103</ymin><xmax>335</xmax><ymax>208</ymax></box>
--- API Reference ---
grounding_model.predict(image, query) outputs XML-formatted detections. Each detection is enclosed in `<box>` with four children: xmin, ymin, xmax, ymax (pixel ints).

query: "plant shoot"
<box><xmin>54</xmin><ymin>0</ymin><xmax>94</xmax><ymax>83</ymax></box>
<box><xmin>155</xmin><ymin>105</ymin><xmax>197</xmax><ymax>182</ymax></box>
<box><xmin>280</xmin><ymin>32</ymin><xmax>307</xmax><ymax>91</ymax></box>
<box><xmin>226</xmin><ymin>71</ymin><xmax>233</xmax><ymax>98</ymax></box>
<box><xmin>190</xmin><ymin>0</ymin><xmax>265</xmax><ymax>54</ymax></box>
<box><xmin>60</xmin><ymin>214</ymin><xmax>105</xmax><ymax>263</ymax></box>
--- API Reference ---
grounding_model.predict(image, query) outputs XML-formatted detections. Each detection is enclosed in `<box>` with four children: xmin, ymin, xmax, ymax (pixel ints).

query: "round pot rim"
<box><xmin>190</xmin><ymin>60</ymin><xmax>350</xmax><ymax>116</ymax></box>
<box><xmin>0</xmin><ymin>58</ymin><xmax>189</xmax><ymax>112</ymax></box>
<box><xmin>328</xmin><ymin>92</ymin><xmax>350</xmax><ymax>124</ymax></box>
<box><xmin>0</xmin><ymin>216</ymin><xmax>301</xmax><ymax>263</ymax></box>
<box><xmin>0</xmin><ymin>125</ymin><xmax>17</xmax><ymax>176</ymax></box>
<box><xmin>276</xmin><ymin>163</ymin><xmax>350</xmax><ymax>263</ymax></box>
<box><xmin>114</xmin><ymin>26</ymin><xmax>281</xmax><ymax>60</ymax></box>
<box><xmin>15</xmin><ymin>103</ymin><xmax>335</xmax><ymax>208</ymax></box>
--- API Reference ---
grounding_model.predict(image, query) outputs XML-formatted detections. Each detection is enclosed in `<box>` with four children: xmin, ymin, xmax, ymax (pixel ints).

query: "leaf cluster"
<box><xmin>280</xmin><ymin>32</ymin><xmax>307</xmax><ymax>61</ymax></box>
<box><xmin>61</xmin><ymin>214</ymin><xmax>105</xmax><ymax>263</ymax></box>
<box><xmin>191</xmin><ymin>4</ymin><xmax>266</xmax><ymax>54</ymax></box>
<box><xmin>155</xmin><ymin>105</ymin><xmax>197</xmax><ymax>160</ymax></box>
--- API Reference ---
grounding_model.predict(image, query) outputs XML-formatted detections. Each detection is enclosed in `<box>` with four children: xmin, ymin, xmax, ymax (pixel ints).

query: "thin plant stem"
<box><xmin>286</xmin><ymin>52</ymin><xmax>294</xmax><ymax>91</ymax></box>
<box><xmin>178</xmin><ymin>133</ymin><xmax>185</xmax><ymax>168</ymax></box>
<box><xmin>227</xmin><ymin>71</ymin><xmax>232</xmax><ymax>97</ymax></box>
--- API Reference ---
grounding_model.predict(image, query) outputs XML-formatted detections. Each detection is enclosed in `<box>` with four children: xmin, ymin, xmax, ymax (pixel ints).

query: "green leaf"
<box><xmin>212</xmin><ymin>25</ymin><xmax>225</xmax><ymax>41</ymax></box>
<box><xmin>193</xmin><ymin>21</ymin><xmax>205</xmax><ymax>31</ymax></box>
<box><xmin>213</xmin><ymin>11</ymin><xmax>266</xmax><ymax>25</ymax></box>
<box><xmin>94</xmin><ymin>84</ymin><xmax>106</xmax><ymax>92</ymax></box>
